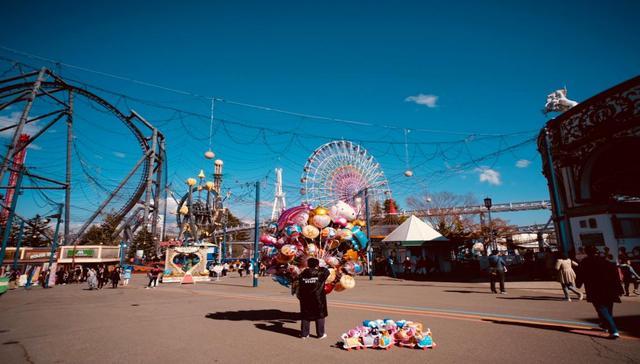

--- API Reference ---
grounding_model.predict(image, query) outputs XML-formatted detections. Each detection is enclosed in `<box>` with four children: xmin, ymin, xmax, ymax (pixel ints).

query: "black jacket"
<box><xmin>579</xmin><ymin>256</ymin><xmax>623</xmax><ymax>304</ymax></box>
<box><xmin>297</xmin><ymin>267</ymin><xmax>330</xmax><ymax>320</ymax></box>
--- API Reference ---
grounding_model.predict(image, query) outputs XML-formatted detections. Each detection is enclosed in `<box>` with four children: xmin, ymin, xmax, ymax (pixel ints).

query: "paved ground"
<box><xmin>1</xmin><ymin>275</ymin><xmax>639</xmax><ymax>364</ymax></box>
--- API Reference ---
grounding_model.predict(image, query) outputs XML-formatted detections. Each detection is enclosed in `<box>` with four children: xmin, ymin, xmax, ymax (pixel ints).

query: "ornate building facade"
<box><xmin>538</xmin><ymin>76</ymin><xmax>640</xmax><ymax>259</ymax></box>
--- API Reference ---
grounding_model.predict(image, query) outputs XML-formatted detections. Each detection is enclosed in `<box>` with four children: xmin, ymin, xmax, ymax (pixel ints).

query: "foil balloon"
<box><xmin>343</xmin><ymin>261</ymin><xmax>356</xmax><ymax>275</ymax></box>
<box><xmin>335</xmin><ymin>217</ymin><xmax>348</xmax><ymax>227</ymax></box>
<box><xmin>344</xmin><ymin>249</ymin><xmax>358</xmax><ymax>261</ymax></box>
<box><xmin>339</xmin><ymin>274</ymin><xmax>356</xmax><ymax>289</ymax></box>
<box><xmin>339</xmin><ymin>229</ymin><xmax>353</xmax><ymax>241</ymax></box>
<box><xmin>321</xmin><ymin>227</ymin><xmax>337</xmax><ymax>239</ymax></box>
<box><xmin>330</xmin><ymin>201</ymin><xmax>357</xmax><ymax>221</ymax></box>
<box><xmin>259</xmin><ymin>234</ymin><xmax>277</xmax><ymax>245</ymax></box>
<box><xmin>302</xmin><ymin>225</ymin><xmax>320</xmax><ymax>239</ymax></box>
<box><xmin>351</xmin><ymin>226</ymin><xmax>369</xmax><ymax>250</ymax></box>
<box><xmin>312</xmin><ymin>214</ymin><xmax>331</xmax><ymax>228</ymax></box>
<box><xmin>334</xmin><ymin>282</ymin><xmax>346</xmax><ymax>292</ymax></box>
<box><xmin>327</xmin><ymin>268</ymin><xmax>337</xmax><ymax>283</ymax></box>
<box><xmin>281</xmin><ymin>244</ymin><xmax>298</xmax><ymax>258</ymax></box>
<box><xmin>327</xmin><ymin>239</ymin><xmax>341</xmax><ymax>250</ymax></box>
<box><xmin>324</xmin><ymin>283</ymin><xmax>334</xmax><ymax>294</ymax></box>
<box><xmin>325</xmin><ymin>256</ymin><xmax>340</xmax><ymax>267</ymax></box>
<box><xmin>273</xmin><ymin>275</ymin><xmax>291</xmax><ymax>287</ymax></box>
<box><xmin>277</xmin><ymin>205</ymin><xmax>311</xmax><ymax>231</ymax></box>
<box><xmin>305</xmin><ymin>243</ymin><xmax>318</xmax><ymax>255</ymax></box>
<box><xmin>261</xmin><ymin>246</ymin><xmax>278</xmax><ymax>258</ymax></box>
<box><xmin>352</xmin><ymin>262</ymin><xmax>363</xmax><ymax>274</ymax></box>
<box><xmin>313</xmin><ymin>206</ymin><xmax>329</xmax><ymax>216</ymax></box>
<box><xmin>285</xmin><ymin>225</ymin><xmax>302</xmax><ymax>237</ymax></box>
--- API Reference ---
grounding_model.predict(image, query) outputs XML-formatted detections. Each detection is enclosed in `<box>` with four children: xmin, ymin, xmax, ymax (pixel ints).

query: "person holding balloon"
<box><xmin>296</xmin><ymin>257</ymin><xmax>330</xmax><ymax>339</ymax></box>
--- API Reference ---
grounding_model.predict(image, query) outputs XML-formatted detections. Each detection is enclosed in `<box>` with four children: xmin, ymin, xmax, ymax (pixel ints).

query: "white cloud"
<box><xmin>515</xmin><ymin>159</ymin><xmax>531</xmax><ymax>168</ymax></box>
<box><xmin>113</xmin><ymin>151</ymin><xmax>126</xmax><ymax>158</ymax></box>
<box><xmin>27</xmin><ymin>143</ymin><xmax>41</xmax><ymax>150</ymax></box>
<box><xmin>405</xmin><ymin>93</ymin><xmax>438</xmax><ymax>108</ymax></box>
<box><xmin>0</xmin><ymin>112</ymin><xmax>42</xmax><ymax>138</ymax></box>
<box><xmin>475</xmin><ymin>167</ymin><xmax>502</xmax><ymax>186</ymax></box>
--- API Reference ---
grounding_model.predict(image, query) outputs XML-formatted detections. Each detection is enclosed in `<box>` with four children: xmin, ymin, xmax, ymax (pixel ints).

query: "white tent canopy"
<box><xmin>382</xmin><ymin>215</ymin><xmax>448</xmax><ymax>245</ymax></box>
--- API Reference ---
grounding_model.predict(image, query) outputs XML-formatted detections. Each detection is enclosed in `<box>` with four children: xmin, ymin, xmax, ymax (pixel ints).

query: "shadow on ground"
<box><xmin>583</xmin><ymin>315</ymin><xmax>640</xmax><ymax>338</ymax></box>
<box><xmin>444</xmin><ymin>290</ymin><xmax>495</xmax><ymax>294</ymax></box>
<box><xmin>205</xmin><ymin>309</ymin><xmax>301</xmax><ymax>338</ymax></box>
<box><xmin>496</xmin><ymin>295</ymin><xmax>565</xmax><ymax>301</ymax></box>
<box><xmin>483</xmin><ymin>319</ymin><xmax>610</xmax><ymax>339</ymax></box>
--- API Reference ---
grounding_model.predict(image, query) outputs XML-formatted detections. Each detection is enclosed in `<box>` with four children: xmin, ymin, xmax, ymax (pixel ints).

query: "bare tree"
<box><xmin>406</xmin><ymin>191</ymin><xmax>477</xmax><ymax>232</ymax></box>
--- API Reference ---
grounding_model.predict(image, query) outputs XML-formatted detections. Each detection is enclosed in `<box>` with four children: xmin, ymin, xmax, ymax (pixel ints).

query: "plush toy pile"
<box><xmin>259</xmin><ymin>202</ymin><xmax>368</xmax><ymax>292</ymax></box>
<box><xmin>340</xmin><ymin>319</ymin><xmax>436</xmax><ymax>351</ymax></box>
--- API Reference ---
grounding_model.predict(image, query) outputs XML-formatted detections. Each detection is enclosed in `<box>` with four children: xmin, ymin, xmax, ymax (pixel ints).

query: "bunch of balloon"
<box><xmin>259</xmin><ymin>201</ymin><xmax>369</xmax><ymax>293</ymax></box>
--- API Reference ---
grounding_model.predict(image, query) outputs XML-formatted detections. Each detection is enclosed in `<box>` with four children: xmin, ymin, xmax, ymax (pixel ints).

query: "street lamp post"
<box><xmin>484</xmin><ymin>197</ymin><xmax>495</xmax><ymax>252</ymax></box>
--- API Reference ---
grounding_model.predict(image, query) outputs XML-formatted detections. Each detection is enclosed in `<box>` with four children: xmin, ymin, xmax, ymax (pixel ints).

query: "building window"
<box><xmin>580</xmin><ymin>233</ymin><xmax>605</xmax><ymax>247</ymax></box>
<box><xmin>579</xmin><ymin>220</ymin><xmax>587</xmax><ymax>228</ymax></box>
<box><xmin>618</xmin><ymin>218</ymin><xmax>640</xmax><ymax>239</ymax></box>
<box><xmin>588</xmin><ymin>218</ymin><xmax>597</xmax><ymax>228</ymax></box>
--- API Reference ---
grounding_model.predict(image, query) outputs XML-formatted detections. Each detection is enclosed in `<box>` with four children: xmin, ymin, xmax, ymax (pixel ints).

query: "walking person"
<box><xmin>579</xmin><ymin>246</ymin><xmax>624</xmax><ymax>339</ymax></box>
<box><xmin>87</xmin><ymin>268</ymin><xmax>98</xmax><ymax>290</ymax></box>
<box><xmin>555</xmin><ymin>253</ymin><xmax>583</xmax><ymax>301</ymax></box>
<box><xmin>146</xmin><ymin>265</ymin><xmax>160</xmax><ymax>289</ymax></box>
<box><xmin>402</xmin><ymin>256</ymin><xmax>413</xmax><ymax>277</ymax></box>
<box><xmin>97</xmin><ymin>265</ymin><xmax>106</xmax><ymax>289</ymax></box>
<box><xmin>122</xmin><ymin>266</ymin><xmax>132</xmax><ymax>286</ymax></box>
<box><xmin>110</xmin><ymin>267</ymin><xmax>121</xmax><ymax>288</ymax></box>
<box><xmin>488</xmin><ymin>251</ymin><xmax>507</xmax><ymax>294</ymax></box>
<box><xmin>619</xmin><ymin>258</ymin><xmax>640</xmax><ymax>296</ymax></box>
<box><xmin>296</xmin><ymin>258</ymin><xmax>329</xmax><ymax>339</ymax></box>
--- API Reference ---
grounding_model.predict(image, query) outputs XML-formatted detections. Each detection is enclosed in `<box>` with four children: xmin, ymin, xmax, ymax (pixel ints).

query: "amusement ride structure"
<box><xmin>301</xmin><ymin>140</ymin><xmax>391</xmax><ymax>211</ymax></box>
<box><xmin>0</xmin><ymin>68</ymin><xmax>166</xmax><ymax>253</ymax></box>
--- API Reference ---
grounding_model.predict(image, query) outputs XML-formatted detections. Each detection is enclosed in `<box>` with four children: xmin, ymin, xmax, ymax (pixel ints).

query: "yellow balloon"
<box><xmin>339</xmin><ymin>274</ymin><xmax>356</xmax><ymax>289</ymax></box>
<box><xmin>302</xmin><ymin>225</ymin><xmax>320</xmax><ymax>239</ymax></box>
<box><xmin>313</xmin><ymin>207</ymin><xmax>329</xmax><ymax>216</ymax></box>
<box><xmin>327</xmin><ymin>268</ymin><xmax>336</xmax><ymax>283</ymax></box>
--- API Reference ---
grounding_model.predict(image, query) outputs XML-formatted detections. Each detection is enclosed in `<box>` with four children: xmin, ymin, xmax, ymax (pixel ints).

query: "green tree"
<box><xmin>79</xmin><ymin>213</ymin><xmax>121</xmax><ymax>245</ymax></box>
<box><xmin>129</xmin><ymin>227</ymin><xmax>155</xmax><ymax>259</ymax></box>
<box><xmin>226</xmin><ymin>210</ymin><xmax>250</xmax><ymax>241</ymax></box>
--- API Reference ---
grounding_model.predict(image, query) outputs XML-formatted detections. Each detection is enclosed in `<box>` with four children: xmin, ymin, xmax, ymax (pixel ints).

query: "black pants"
<box><xmin>112</xmin><ymin>281</ymin><xmax>118</xmax><ymax>288</ymax></box>
<box><xmin>148</xmin><ymin>276</ymin><xmax>158</xmax><ymax>287</ymax></box>
<box><xmin>98</xmin><ymin>278</ymin><xmax>104</xmax><ymax>289</ymax></box>
<box><xmin>623</xmin><ymin>279</ymin><xmax>639</xmax><ymax>295</ymax></box>
<box><xmin>301</xmin><ymin>318</ymin><xmax>325</xmax><ymax>337</ymax></box>
<box><xmin>490</xmin><ymin>270</ymin><xmax>505</xmax><ymax>293</ymax></box>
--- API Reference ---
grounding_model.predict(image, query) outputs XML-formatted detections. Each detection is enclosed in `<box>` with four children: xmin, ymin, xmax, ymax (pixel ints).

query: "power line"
<box><xmin>0</xmin><ymin>45</ymin><xmax>532</xmax><ymax>137</ymax></box>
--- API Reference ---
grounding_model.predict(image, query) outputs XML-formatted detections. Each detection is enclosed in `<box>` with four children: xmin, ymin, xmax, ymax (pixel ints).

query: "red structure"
<box><xmin>1</xmin><ymin>134</ymin><xmax>30</xmax><ymax>227</ymax></box>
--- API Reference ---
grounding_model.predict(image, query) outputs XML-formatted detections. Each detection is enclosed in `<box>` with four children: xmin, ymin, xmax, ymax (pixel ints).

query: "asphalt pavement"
<box><xmin>0</xmin><ymin>275</ymin><xmax>639</xmax><ymax>364</ymax></box>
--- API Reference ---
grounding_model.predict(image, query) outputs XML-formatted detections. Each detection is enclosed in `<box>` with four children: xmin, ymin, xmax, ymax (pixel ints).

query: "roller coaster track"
<box><xmin>0</xmin><ymin>69</ymin><xmax>165</xmax><ymax>244</ymax></box>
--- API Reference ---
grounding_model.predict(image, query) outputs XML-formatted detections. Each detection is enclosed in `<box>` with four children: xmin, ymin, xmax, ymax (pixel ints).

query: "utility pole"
<box><xmin>364</xmin><ymin>188</ymin><xmax>373</xmax><ymax>280</ymax></box>
<box><xmin>253</xmin><ymin>181</ymin><xmax>260</xmax><ymax>288</ymax></box>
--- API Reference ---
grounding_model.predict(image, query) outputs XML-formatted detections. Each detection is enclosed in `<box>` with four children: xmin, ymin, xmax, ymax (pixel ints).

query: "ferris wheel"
<box><xmin>300</xmin><ymin>140</ymin><xmax>391</xmax><ymax>209</ymax></box>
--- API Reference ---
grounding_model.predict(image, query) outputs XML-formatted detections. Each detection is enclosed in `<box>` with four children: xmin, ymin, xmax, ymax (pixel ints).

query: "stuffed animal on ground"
<box><xmin>340</xmin><ymin>329</ymin><xmax>364</xmax><ymax>351</ymax></box>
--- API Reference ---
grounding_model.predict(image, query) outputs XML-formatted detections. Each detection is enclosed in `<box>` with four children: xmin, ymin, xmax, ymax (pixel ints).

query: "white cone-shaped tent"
<box><xmin>382</xmin><ymin>215</ymin><xmax>448</xmax><ymax>246</ymax></box>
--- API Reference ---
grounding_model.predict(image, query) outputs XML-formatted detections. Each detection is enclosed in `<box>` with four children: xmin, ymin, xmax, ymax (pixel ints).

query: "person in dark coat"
<box><xmin>296</xmin><ymin>258</ymin><xmax>330</xmax><ymax>339</ymax></box>
<box><xmin>579</xmin><ymin>246</ymin><xmax>624</xmax><ymax>339</ymax></box>
<box><xmin>110</xmin><ymin>267</ymin><xmax>121</xmax><ymax>288</ymax></box>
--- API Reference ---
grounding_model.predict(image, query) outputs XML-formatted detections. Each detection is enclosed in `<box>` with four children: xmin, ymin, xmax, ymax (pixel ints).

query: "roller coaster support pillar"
<box><xmin>0</xmin><ymin>167</ymin><xmax>24</xmax><ymax>269</ymax></box>
<box><xmin>12</xmin><ymin>220</ymin><xmax>25</xmax><ymax>270</ymax></box>
<box><xmin>253</xmin><ymin>181</ymin><xmax>260</xmax><ymax>288</ymax></box>
<box><xmin>45</xmin><ymin>203</ymin><xmax>63</xmax><ymax>288</ymax></box>
<box><xmin>0</xmin><ymin>68</ymin><xmax>45</xmax><ymax>187</ymax></box>
<box><xmin>143</xmin><ymin>129</ymin><xmax>157</xmax><ymax>234</ymax></box>
<box><xmin>151</xmin><ymin>135</ymin><xmax>164</xmax><ymax>252</ymax></box>
<box><xmin>64</xmin><ymin>90</ymin><xmax>73</xmax><ymax>244</ymax></box>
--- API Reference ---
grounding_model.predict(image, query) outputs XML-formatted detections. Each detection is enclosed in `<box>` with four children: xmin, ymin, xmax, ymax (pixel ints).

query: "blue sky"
<box><xmin>0</xmin><ymin>0</ymin><xmax>638</xmax><ymax>229</ymax></box>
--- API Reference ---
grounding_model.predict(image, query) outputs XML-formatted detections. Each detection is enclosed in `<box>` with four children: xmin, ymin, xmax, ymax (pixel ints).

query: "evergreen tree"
<box><xmin>226</xmin><ymin>210</ymin><xmax>250</xmax><ymax>241</ymax></box>
<box><xmin>129</xmin><ymin>227</ymin><xmax>155</xmax><ymax>259</ymax></box>
<box><xmin>79</xmin><ymin>213</ymin><xmax>121</xmax><ymax>245</ymax></box>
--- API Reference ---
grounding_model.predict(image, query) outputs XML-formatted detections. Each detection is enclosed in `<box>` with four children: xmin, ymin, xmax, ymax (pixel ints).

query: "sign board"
<box><xmin>66</xmin><ymin>249</ymin><xmax>95</xmax><ymax>258</ymax></box>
